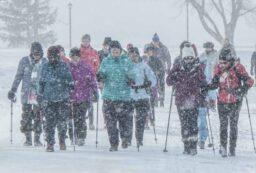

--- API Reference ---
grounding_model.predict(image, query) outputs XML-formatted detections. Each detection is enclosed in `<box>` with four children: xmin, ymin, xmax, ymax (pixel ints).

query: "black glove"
<box><xmin>236</xmin><ymin>85</ymin><xmax>249</xmax><ymax>96</ymax></box>
<box><xmin>8</xmin><ymin>90</ymin><xmax>16</xmax><ymax>102</ymax></box>
<box><xmin>143</xmin><ymin>79</ymin><xmax>152</xmax><ymax>88</ymax></box>
<box><xmin>96</xmin><ymin>73</ymin><xmax>106</xmax><ymax>82</ymax></box>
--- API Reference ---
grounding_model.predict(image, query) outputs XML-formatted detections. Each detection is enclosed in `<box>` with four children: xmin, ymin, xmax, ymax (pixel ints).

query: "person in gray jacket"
<box><xmin>149</xmin><ymin>33</ymin><xmax>171</xmax><ymax>107</ymax></box>
<box><xmin>8</xmin><ymin>42</ymin><xmax>47</xmax><ymax>146</ymax></box>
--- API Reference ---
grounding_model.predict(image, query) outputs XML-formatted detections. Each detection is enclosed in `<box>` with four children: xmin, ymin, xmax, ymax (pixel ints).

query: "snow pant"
<box><xmin>103</xmin><ymin>100</ymin><xmax>133</xmax><ymax>147</ymax></box>
<box><xmin>21</xmin><ymin>104</ymin><xmax>42</xmax><ymax>140</ymax></box>
<box><xmin>44</xmin><ymin>101</ymin><xmax>69</xmax><ymax>145</ymax></box>
<box><xmin>68</xmin><ymin>101</ymin><xmax>89</xmax><ymax>142</ymax></box>
<box><xmin>156</xmin><ymin>73</ymin><xmax>165</xmax><ymax>103</ymax></box>
<box><xmin>133</xmin><ymin>99</ymin><xmax>150</xmax><ymax>143</ymax></box>
<box><xmin>198</xmin><ymin>107</ymin><xmax>208</xmax><ymax>142</ymax></box>
<box><xmin>218</xmin><ymin>102</ymin><xmax>240</xmax><ymax>150</ymax></box>
<box><xmin>87</xmin><ymin>101</ymin><xmax>94</xmax><ymax>126</ymax></box>
<box><xmin>177</xmin><ymin>107</ymin><xmax>199</xmax><ymax>149</ymax></box>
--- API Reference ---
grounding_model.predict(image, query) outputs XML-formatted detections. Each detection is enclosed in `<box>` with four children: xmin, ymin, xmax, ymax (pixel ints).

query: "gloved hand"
<box><xmin>8</xmin><ymin>90</ymin><xmax>16</xmax><ymax>102</ymax></box>
<box><xmin>236</xmin><ymin>85</ymin><xmax>249</xmax><ymax>96</ymax></box>
<box><xmin>127</xmin><ymin>78</ymin><xmax>135</xmax><ymax>87</ymax></box>
<box><xmin>96</xmin><ymin>73</ymin><xmax>106</xmax><ymax>82</ymax></box>
<box><xmin>143</xmin><ymin>79</ymin><xmax>152</xmax><ymax>88</ymax></box>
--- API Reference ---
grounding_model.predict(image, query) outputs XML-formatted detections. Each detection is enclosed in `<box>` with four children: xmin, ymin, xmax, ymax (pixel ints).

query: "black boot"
<box><xmin>24</xmin><ymin>132</ymin><xmax>32</xmax><ymax>146</ymax></box>
<box><xmin>34</xmin><ymin>133</ymin><xmax>43</xmax><ymax>147</ymax></box>
<box><xmin>190</xmin><ymin>141</ymin><xmax>197</xmax><ymax>156</ymax></box>
<box><xmin>183</xmin><ymin>141</ymin><xmax>190</xmax><ymax>155</ymax></box>
<box><xmin>229</xmin><ymin>147</ymin><xmax>236</xmax><ymax>157</ymax></box>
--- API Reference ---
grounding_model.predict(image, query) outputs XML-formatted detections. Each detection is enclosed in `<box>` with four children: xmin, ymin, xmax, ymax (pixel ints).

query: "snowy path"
<box><xmin>0</xmin><ymin>50</ymin><xmax>256</xmax><ymax>173</ymax></box>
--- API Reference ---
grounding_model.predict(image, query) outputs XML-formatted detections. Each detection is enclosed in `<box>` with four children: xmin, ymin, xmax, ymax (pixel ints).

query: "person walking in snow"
<box><xmin>250</xmin><ymin>47</ymin><xmax>256</xmax><ymax>83</ymax></box>
<box><xmin>148</xmin><ymin>33</ymin><xmax>171</xmax><ymax>107</ymax></box>
<box><xmin>68</xmin><ymin>47</ymin><xmax>97</xmax><ymax>146</ymax></box>
<box><xmin>8</xmin><ymin>42</ymin><xmax>47</xmax><ymax>147</ymax></box>
<box><xmin>97</xmin><ymin>40</ymin><xmax>135</xmax><ymax>151</ymax></box>
<box><xmin>207</xmin><ymin>48</ymin><xmax>254</xmax><ymax>157</ymax></box>
<box><xmin>80</xmin><ymin>34</ymin><xmax>100</xmax><ymax>130</ymax></box>
<box><xmin>128</xmin><ymin>47</ymin><xmax>157</xmax><ymax>147</ymax></box>
<box><xmin>197</xmin><ymin>41</ymin><xmax>218</xmax><ymax>149</ymax></box>
<box><xmin>98</xmin><ymin>37</ymin><xmax>112</xmax><ymax>64</ymax></box>
<box><xmin>166</xmin><ymin>44</ymin><xmax>207</xmax><ymax>156</ymax></box>
<box><xmin>38</xmin><ymin>45</ymin><xmax>74</xmax><ymax>152</ymax></box>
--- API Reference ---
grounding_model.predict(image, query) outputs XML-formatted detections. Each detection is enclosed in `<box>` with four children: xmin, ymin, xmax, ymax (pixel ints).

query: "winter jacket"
<box><xmin>208</xmin><ymin>61</ymin><xmax>254</xmax><ymax>104</ymax></box>
<box><xmin>69</xmin><ymin>60</ymin><xmax>97</xmax><ymax>103</ymax></box>
<box><xmin>130</xmin><ymin>58</ymin><xmax>157</xmax><ymax>101</ymax></box>
<box><xmin>149</xmin><ymin>42</ymin><xmax>171</xmax><ymax>72</ymax></box>
<box><xmin>39</xmin><ymin>61</ymin><xmax>74</xmax><ymax>102</ymax></box>
<box><xmin>147</xmin><ymin>56</ymin><xmax>165</xmax><ymax>80</ymax></box>
<box><xmin>166</xmin><ymin>60</ymin><xmax>207</xmax><ymax>108</ymax></box>
<box><xmin>250</xmin><ymin>51</ymin><xmax>256</xmax><ymax>75</ymax></box>
<box><xmin>10</xmin><ymin>56</ymin><xmax>48</xmax><ymax>104</ymax></box>
<box><xmin>97</xmin><ymin>54</ymin><xmax>135</xmax><ymax>101</ymax></box>
<box><xmin>80</xmin><ymin>45</ymin><xmax>100</xmax><ymax>74</ymax></box>
<box><xmin>199</xmin><ymin>50</ymin><xmax>218</xmax><ymax>101</ymax></box>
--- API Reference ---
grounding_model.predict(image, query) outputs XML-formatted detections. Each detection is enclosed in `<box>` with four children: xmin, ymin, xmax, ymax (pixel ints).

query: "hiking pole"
<box><xmin>10</xmin><ymin>96</ymin><xmax>16</xmax><ymax>144</ymax></box>
<box><xmin>39</xmin><ymin>108</ymin><xmax>46</xmax><ymax>147</ymax></box>
<box><xmin>207</xmin><ymin>108</ymin><xmax>215</xmax><ymax>155</ymax></box>
<box><xmin>205</xmin><ymin>108</ymin><xmax>213</xmax><ymax>148</ymax></box>
<box><xmin>245</xmin><ymin>95</ymin><xmax>256</xmax><ymax>153</ymax></box>
<box><xmin>96</xmin><ymin>100</ymin><xmax>99</xmax><ymax>148</ymax></box>
<box><xmin>71</xmin><ymin>103</ymin><xmax>76</xmax><ymax>151</ymax></box>
<box><xmin>149</xmin><ymin>97</ymin><xmax>157</xmax><ymax>144</ymax></box>
<box><xmin>163</xmin><ymin>88</ymin><xmax>174</xmax><ymax>152</ymax></box>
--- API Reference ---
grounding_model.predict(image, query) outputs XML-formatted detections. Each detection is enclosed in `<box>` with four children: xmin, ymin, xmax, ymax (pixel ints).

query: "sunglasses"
<box><xmin>33</xmin><ymin>53</ymin><xmax>41</xmax><ymax>57</ymax></box>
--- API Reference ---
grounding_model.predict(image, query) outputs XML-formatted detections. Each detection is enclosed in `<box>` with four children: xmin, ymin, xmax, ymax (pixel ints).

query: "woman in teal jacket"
<box><xmin>97</xmin><ymin>40</ymin><xmax>135</xmax><ymax>151</ymax></box>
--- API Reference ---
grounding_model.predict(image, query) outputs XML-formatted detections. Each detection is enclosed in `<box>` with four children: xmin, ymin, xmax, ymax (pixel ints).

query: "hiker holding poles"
<box><xmin>166</xmin><ymin>43</ymin><xmax>208</xmax><ymax>156</ymax></box>
<box><xmin>8</xmin><ymin>42</ymin><xmax>47</xmax><ymax>147</ymax></box>
<box><xmin>206</xmin><ymin>48</ymin><xmax>254</xmax><ymax>157</ymax></box>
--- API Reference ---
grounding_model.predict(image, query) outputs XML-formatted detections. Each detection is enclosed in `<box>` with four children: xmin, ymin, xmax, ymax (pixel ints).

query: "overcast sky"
<box><xmin>3</xmin><ymin>0</ymin><xmax>256</xmax><ymax>50</ymax></box>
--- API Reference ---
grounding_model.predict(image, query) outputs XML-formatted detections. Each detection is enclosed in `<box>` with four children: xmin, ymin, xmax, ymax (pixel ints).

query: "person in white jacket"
<box><xmin>128</xmin><ymin>47</ymin><xmax>157</xmax><ymax>148</ymax></box>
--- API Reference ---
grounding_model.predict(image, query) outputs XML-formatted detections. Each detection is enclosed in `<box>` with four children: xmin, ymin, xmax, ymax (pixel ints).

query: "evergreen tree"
<box><xmin>0</xmin><ymin>0</ymin><xmax>57</xmax><ymax>47</ymax></box>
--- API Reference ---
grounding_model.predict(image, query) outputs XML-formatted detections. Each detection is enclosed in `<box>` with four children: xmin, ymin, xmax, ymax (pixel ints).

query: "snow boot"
<box><xmin>24</xmin><ymin>132</ymin><xmax>32</xmax><ymax>146</ymax></box>
<box><xmin>77</xmin><ymin>138</ymin><xmax>85</xmax><ymax>146</ymax></box>
<box><xmin>220</xmin><ymin>146</ymin><xmax>227</xmax><ymax>157</ymax></box>
<box><xmin>34</xmin><ymin>134</ymin><xmax>43</xmax><ymax>147</ymax></box>
<box><xmin>198</xmin><ymin>141</ymin><xmax>205</xmax><ymax>149</ymax></box>
<box><xmin>183</xmin><ymin>141</ymin><xmax>190</xmax><ymax>155</ymax></box>
<box><xmin>229</xmin><ymin>147</ymin><xmax>236</xmax><ymax>157</ymax></box>
<box><xmin>46</xmin><ymin>144</ymin><xmax>54</xmax><ymax>152</ymax></box>
<box><xmin>109</xmin><ymin>145</ymin><xmax>118</xmax><ymax>152</ymax></box>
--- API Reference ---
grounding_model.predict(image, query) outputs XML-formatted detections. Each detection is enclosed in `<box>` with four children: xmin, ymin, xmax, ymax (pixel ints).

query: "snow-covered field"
<box><xmin>0</xmin><ymin>49</ymin><xmax>256</xmax><ymax>173</ymax></box>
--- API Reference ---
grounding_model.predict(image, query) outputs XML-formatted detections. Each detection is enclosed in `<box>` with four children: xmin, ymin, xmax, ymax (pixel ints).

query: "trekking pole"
<box><xmin>207</xmin><ymin>108</ymin><xmax>215</xmax><ymax>155</ymax></box>
<box><xmin>245</xmin><ymin>95</ymin><xmax>256</xmax><ymax>153</ymax></box>
<box><xmin>149</xmin><ymin>97</ymin><xmax>157</xmax><ymax>144</ymax></box>
<box><xmin>71</xmin><ymin>103</ymin><xmax>76</xmax><ymax>151</ymax></box>
<box><xmin>96</xmin><ymin>99</ymin><xmax>99</xmax><ymax>148</ymax></box>
<box><xmin>205</xmin><ymin>108</ymin><xmax>213</xmax><ymax>148</ymax></box>
<box><xmin>163</xmin><ymin>88</ymin><xmax>174</xmax><ymax>152</ymax></box>
<box><xmin>40</xmin><ymin>109</ymin><xmax>46</xmax><ymax>147</ymax></box>
<box><xmin>10</xmin><ymin>96</ymin><xmax>16</xmax><ymax>144</ymax></box>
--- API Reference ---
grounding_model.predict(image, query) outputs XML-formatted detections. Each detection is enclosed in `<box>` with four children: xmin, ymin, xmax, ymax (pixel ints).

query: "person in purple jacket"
<box><xmin>166</xmin><ymin>44</ymin><xmax>207</xmax><ymax>156</ymax></box>
<box><xmin>68</xmin><ymin>47</ymin><xmax>97</xmax><ymax>146</ymax></box>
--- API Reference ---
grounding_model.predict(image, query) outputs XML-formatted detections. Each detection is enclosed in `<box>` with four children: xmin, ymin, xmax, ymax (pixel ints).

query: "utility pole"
<box><xmin>186</xmin><ymin>0</ymin><xmax>189</xmax><ymax>41</ymax></box>
<box><xmin>68</xmin><ymin>2</ymin><xmax>72</xmax><ymax>49</ymax></box>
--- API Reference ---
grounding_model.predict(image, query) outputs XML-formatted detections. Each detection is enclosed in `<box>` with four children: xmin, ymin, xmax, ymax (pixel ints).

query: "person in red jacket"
<box><xmin>80</xmin><ymin>34</ymin><xmax>100</xmax><ymax>130</ymax></box>
<box><xmin>207</xmin><ymin>48</ymin><xmax>254</xmax><ymax>157</ymax></box>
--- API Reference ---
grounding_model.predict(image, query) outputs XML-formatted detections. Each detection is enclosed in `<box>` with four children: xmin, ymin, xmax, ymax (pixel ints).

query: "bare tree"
<box><xmin>187</xmin><ymin>0</ymin><xmax>256</xmax><ymax>45</ymax></box>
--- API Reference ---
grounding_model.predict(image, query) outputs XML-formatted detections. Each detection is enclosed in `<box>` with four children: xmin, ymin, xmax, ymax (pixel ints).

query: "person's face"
<box><xmin>59</xmin><ymin>50</ymin><xmax>65</xmax><ymax>58</ymax></box>
<box><xmin>129</xmin><ymin>52</ymin><xmax>139</xmax><ymax>62</ymax></box>
<box><xmin>205</xmin><ymin>48</ymin><xmax>213</xmax><ymax>54</ymax></box>
<box><xmin>183</xmin><ymin>56</ymin><xmax>194</xmax><ymax>64</ymax></box>
<box><xmin>147</xmin><ymin>50</ymin><xmax>154</xmax><ymax>57</ymax></box>
<box><xmin>219</xmin><ymin>60</ymin><xmax>231</xmax><ymax>68</ymax></box>
<box><xmin>48</xmin><ymin>55</ymin><xmax>58</xmax><ymax>64</ymax></box>
<box><xmin>32</xmin><ymin>52</ymin><xmax>42</xmax><ymax>62</ymax></box>
<box><xmin>81</xmin><ymin>38</ymin><xmax>91</xmax><ymax>47</ymax></box>
<box><xmin>103</xmin><ymin>45</ymin><xmax>110</xmax><ymax>52</ymax></box>
<box><xmin>71</xmin><ymin>56</ymin><xmax>80</xmax><ymax>64</ymax></box>
<box><xmin>110</xmin><ymin>48</ymin><xmax>121</xmax><ymax>58</ymax></box>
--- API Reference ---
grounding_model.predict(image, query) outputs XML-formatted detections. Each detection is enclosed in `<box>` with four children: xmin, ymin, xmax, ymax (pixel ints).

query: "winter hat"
<box><xmin>182</xmin><ymin>46</ymin><xmax>195</xmax><ymax>59</ymax></box>
<box><xmin>203</xmin><ymin>42</ymin><xmax>214</xmax><ymax>49</ymax></box>
<box><xmin>109</xmin><ymin>40</ymin><xmax>122</xmax><ymax>50</ymax></box>
<box><xmin>128</xmin><ymin>47</ymin><xmax>140</xmax><ymax>55</ymax></box>
<box><xmin>69</xmin><ymin>47</ymin><xmax>80</xmax><ymax>57</ymax></box>
<box><xmin>47</xmin><ymin>45</ymin><xmax>60</xmax><ymax>59</ymax></box>
<box><xmin>219</xmin><ymin>48</ymin><xmax>234</xmax><ymax>61</ymax></box>
<box><xmin>30</xmin><ymin>42</ymin><xmax>43</xmax><ymax>54</ymax></box>
<box><xmin>82</xmin><ymin>34</ymin><xmax>91</xmax><ymax>41</ymax></box>
<box><xmin>103</xmin><ymin>37</ymin><xmax>112</xmax><ymax>46</ymax></box>
<box><xmin>152</xmin><ymin>33</ymin><xmax>160</xmax><ymax>42</ymax></box>
<box><xmin>126</xmin><ymin>43</ymin><xmax>133</xmax><ymax>51</ymax></box>
<box><xmin>56</xmin><ymin>45</ymin><xmax>65</xmax><ymax>52</ymax></box>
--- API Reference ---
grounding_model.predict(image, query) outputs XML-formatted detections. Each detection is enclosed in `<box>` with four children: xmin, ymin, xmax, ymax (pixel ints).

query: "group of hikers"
<box><xmin>7</xmin><ymin>33</ymin><xmax>255</xmax><ymax>157</ymax></box>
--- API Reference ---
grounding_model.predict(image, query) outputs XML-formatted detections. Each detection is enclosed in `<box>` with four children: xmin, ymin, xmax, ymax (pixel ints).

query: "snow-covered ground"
<box><xmin>0</xmin><ymin>49</ymin><xmax>256</xmax><ymax>173</ymax></box>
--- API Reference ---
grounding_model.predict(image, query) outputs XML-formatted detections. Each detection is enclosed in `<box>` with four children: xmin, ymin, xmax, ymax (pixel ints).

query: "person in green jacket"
<box><xmin>97</xmin><ymin>40</ymin><xmax>135</xmax><ymax>151</ymax></box>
